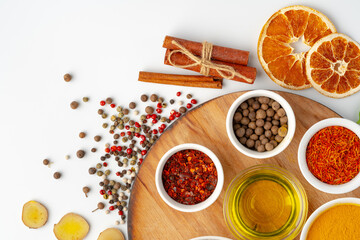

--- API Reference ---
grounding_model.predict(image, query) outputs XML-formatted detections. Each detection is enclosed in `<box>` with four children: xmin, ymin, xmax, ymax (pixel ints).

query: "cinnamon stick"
<box><xmin>138</xmin><ymin>71</ymin><xmax>222</xmax><ymax>89</ymax></box>
<box><xmin>164</xmin><ymin>49</ymin><xmax>256</xmax><ymax>84</ymax></box>
<box><xmin>163</xmin><ymin>36</ymin><xmax>249</xmax><ymax>66</ymax></box>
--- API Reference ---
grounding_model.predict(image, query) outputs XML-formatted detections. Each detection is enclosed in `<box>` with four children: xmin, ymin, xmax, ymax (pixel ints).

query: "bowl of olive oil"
<box><xmin>223</xmin><ymin>165</ymin><xmax>308</xmax><ymax>240</ymax></box>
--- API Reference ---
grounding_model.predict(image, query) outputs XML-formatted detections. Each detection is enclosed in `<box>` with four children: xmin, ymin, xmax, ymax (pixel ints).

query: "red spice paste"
<box><xmin>306</xmin><ymin>126</ymin><xmax>360</xmax><ymax>185</ymax></box>
<box><xmin>162</xmin><ymin>149</ymin><xmax>218</xmax><ymax>205</ymax></box>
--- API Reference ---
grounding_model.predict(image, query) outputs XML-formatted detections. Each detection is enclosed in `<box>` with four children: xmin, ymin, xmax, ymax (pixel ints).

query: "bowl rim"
<box><xmin>300</xmin><ymin>197</ymin><xmax>360</xmax><ymax>240</ymax></box>
<box><xmin>226</xmin><ymin>89</ymin><xmax>296</xmax><ymax>159</ymax></box>
<box><xmin>155</xmin><ymin>143</ymin><xmax>224</xmax><ymax>212</ymax></box>
<box><xmin>223</xmin><ymin>164</ymin><xmax>308</xmax><ymax>240</ymax></box>
<box><xmin>189</xmin><ymin>236</ymin><xmax>232</xmax><ymax>240</ymax></box>
<box><xmin>298</xmin><ymin>117</ymin><xmax>360</xmax><ymax>194</ymax></box>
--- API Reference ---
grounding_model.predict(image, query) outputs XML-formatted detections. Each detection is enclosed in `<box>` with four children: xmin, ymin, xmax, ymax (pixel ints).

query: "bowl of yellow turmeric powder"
<box><xmin>300</xmin><ymin>197</ymin><xmax>360</xmax><ymax>240</ymax></box>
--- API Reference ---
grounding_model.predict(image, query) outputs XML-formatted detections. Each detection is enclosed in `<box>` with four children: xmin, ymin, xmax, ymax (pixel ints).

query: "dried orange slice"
<box><xmin>306</xmin><ymin>33</ymin><xmax>360</xmax><ymax>98</ymax></box>
<box><xmin>258</xmin><ymin>5</ymin><xmax>336</xmax><ymax>89</ymax></box>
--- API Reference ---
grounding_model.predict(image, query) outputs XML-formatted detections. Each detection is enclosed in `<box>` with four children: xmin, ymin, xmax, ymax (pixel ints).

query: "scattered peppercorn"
<box><xmin>63</xmin><ymin>73</ymin><xmax>72</xmax><ymax>82</ymax></box>
<box><xmin>79</xmin><ymin>132</ymin><xmax>86</xmax><ymax>138</ymax></box>
<box><xmin>106</xmin><ymin>98</ymin><xmax>113</xmax><ymax>104</ymax></box>
<box><xmin>150</xmin><ymin>94</ymin><xmax>158</xmax><ymax>102</ymax></box>
<box><xmin>70</xmin><ymin>101</ymin><xmax>79</xmax><ymax>109</ymax></box>
<box><xmin>129</xmin><ymin>102</ymin><xmax>136</xmax><ymax>109</ymax></box>
<box><xmin>43</xmin><ymin>159</ymin><xmax>50</xmax><ymax>166</ymax></box>
<box><xmin>53</xmin><ymin>172</ymin><xmax>61</xmax><ymax>179</ymax></box>
<box><xmin>89</xmin><ymin>167</ymin><xmax>96</xmax><ymax>175</ymax></box>
<box><xmin>179</xmin><ymin>107</ymin><xmax>187</xmax><ymax>114</ymax></box>
<box><xmin>76</xmin><ymin>150</ymin><xmax>85</xmax><ymax>158</ymax></box>
<box><xmin>82</xmin><ymin>97</ymin><xmax>89</xmax><ymax>102</ymax></box>
<box><xmin>83</xmin><ymin>186</ymin><xmax>90</xmax><ymax>197</ymax></box>
<box><xmin>145</xmin><ymin>106</ymin><xmax>154</xmax><ymax>114</ymax></box>
<box><xmin>140</xmin><ymin>94</ymin><xmax>148</xmax><ymax>102</ymax></box>
<box><xmin>92</xmin><ymin>202</ymin><xmax>105</xmax><ymax>212</ymax></box>
<box><xmin>122</xmin><ymin>109</ymin><xmax>129</xmax><ymax>115</ymax></box>
<box><xmin>61</xmin><ymin>92</ymin><xmax>200</xmax><ymax>221</ymax></box>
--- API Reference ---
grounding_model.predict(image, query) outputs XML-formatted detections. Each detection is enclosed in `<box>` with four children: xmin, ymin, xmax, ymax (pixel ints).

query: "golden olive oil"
<box><xmin>226</xmin><ymin>168</ymin><xmax>305</xmax><ymax>239</ymax></box>
<box><xmin>239</xmin><ymin>180</ymin><xmax>292</xmax><ymax>233</ymax></box>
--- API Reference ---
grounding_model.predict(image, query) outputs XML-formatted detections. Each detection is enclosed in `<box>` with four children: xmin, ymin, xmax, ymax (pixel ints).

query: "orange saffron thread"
<box><xmin>306</xmin><ymin>126</ymin><xmax>360</xmax><ymax>185</ymax></box>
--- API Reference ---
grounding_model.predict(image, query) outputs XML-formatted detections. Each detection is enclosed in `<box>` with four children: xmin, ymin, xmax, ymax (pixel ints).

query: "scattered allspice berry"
<box><xmin>94</xmin><ymin>135</ymin><xmax>102</xmax><ymax>142</ymax></box>
<box><xmin>76</xmin><ymin>150</ymin><xmax>85</xmax><ymax>158</ymax></box>
<box><xmin>82</xmin><ymin>97</ymin><xmax>89</xmax><ymax>102</ymax></box>
<box><xmin>63</xmin><ymin>73</ymin><xmax>72</xmax><ymax>82</ymax></box>
<box><xmin>106</xmin><ymin>97</ymin><xmax>113</xmax><ymax>104</ymax></box>
<box><xmin>83</xmin><ymin>186</ymin><xmax>90</xmax><ymax>197</ymax></box>
<box><xmin>150</xmin><ymin>94</ymin><xmax>158</xmax><ymax>102</ymax></box>
<box><xmin>140</xmin><ymin>94</ymin><xmax>148</xmax><ymax>102</ymax></box>
<box><xmin>43</xmin><ymin>159</ymin><xmax>50</xmax><ymax>166</ymax></box>
<box><xmin>129</xmin><ymin>102</ymin><xmax>136</xmax><ymax>109</ymax></box>
<box><xmin>89</xmin><ymin>167</ymin><xmax>96</xmax><ymax>175</ymax></box>
<box><xmin>79</xmin><ymin>132</ymin><xmax>86</xmax><ymax>138</ymax></box>
<box><xmin>145</xmin><ymin>106</ymin><xmax>154</xmax><ymax>114</ymax></box>
<box><xmin>179</xmin><ymin>107</ymin><xmax>187</xmax><ymax>113</ymax></box>
<box><xmin>91</xmin><ymin>148</ymin><xmax>97</xmax><ymax>153</ymax></box>
<box><xmin>186</xmin><ymin>94</ymin><xmax>192</xmax><ymax>99</ymax></box>
<box><xmin>53</xmin><ymin>172</ymin><xmax>61</xmax><ymax>179</ymax></box>
<box><xmin>92</xmin><ymin>202</ymin><xmax>105</xmax><ymax>212</ymax></box>
<box><xmin>70</xmin><ymin>101</ymin><xmax>79</xmax><ymax>109</ymax></box>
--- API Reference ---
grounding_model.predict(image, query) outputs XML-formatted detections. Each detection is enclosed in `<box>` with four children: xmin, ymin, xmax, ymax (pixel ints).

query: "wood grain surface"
<box><xmin>128</xmin><ymin>91</ymin><xmax>360</xmax><ymax>240</ymax></box>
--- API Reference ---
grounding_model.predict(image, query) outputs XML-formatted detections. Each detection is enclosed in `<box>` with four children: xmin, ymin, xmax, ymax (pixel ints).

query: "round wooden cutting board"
<box><xmin>128</xmin><ymin>91</ymin><xmax>360</xmax><ymax>240</ymax></box>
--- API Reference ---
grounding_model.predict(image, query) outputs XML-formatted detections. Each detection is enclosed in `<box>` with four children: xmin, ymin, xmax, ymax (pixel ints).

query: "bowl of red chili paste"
<box><xmin>298</xmin><ymin>118</ymin><xmax>360</xmax><ymax>194</ymax></box>
<box><xmin>155</xmin><ymin>143</ymin><xmax>224</xmax><ymax>212</ymax></box>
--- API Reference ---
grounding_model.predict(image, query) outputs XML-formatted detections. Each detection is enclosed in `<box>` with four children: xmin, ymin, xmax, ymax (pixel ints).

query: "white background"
<box><xmin>1</xmin><ymin>0</ymin><xmax>360</xmax><ymax>239</ymax></box>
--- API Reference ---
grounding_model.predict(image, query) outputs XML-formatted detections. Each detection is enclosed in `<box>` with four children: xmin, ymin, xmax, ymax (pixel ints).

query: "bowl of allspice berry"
<box><xmin>226</xmin><ymin>90</ymin><xmax>295</xmax><ymax>159</ymax></box>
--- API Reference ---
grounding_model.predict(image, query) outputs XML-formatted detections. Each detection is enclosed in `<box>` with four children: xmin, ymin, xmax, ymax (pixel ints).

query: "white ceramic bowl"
<box><xmin>300</xmin><ymin>197</ymin><xmax>360</xmax><ymax>240</ymax></box>
<box><xmin>155</xmin><ymin>143</ymin><xmax>224</xmax><ymax>212</ymax></box>
<box><xmin>226</xmin><ymin>90</ymin><xmax>296</xmax><ymax>159</ymax></box>
<box><xmin>298</xmin><ymin>118</ymin><xmax>360</xmax><ymax>194</ymax></box>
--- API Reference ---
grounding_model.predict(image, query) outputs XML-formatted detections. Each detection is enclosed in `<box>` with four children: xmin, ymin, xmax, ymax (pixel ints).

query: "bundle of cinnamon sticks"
<box><xmin>138</xmin><ymin>36</ymin><xmax>257</xmax><ymax>89</ymax></box>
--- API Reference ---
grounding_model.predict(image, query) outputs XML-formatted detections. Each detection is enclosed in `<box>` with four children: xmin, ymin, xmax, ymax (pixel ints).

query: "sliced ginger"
<box><xmin>22</xmin><ymin>200</ymin><xmax>48</xmax><ymax>229</ymax></box>
<box><xmin>97</xmin><ymin>228</ymin><xmax>125</xmax><ymax>240</ymax></box>
<box><xmin>54</xmin><ymin>213</ymin><xmax>89</xmax><ymax>240</ymax></box>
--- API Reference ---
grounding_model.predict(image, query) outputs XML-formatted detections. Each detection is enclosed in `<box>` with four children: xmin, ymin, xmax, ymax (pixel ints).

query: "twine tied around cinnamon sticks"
<box><xmin>167</xmin><ymin>40</ymin><xmax>253</xmax><ymax>83</ymax></box>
